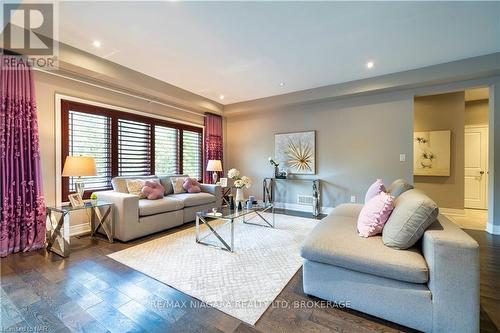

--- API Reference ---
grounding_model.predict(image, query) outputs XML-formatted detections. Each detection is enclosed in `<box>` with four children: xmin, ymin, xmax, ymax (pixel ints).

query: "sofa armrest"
<box><xmin>94</xmin><ymin>190</ymin><xmax>139</xmax><ymax>241</ymax></box>
<box><xmin>422</xmin><ymin>215</ymin><xmax>479</xmax><ymax>332</ymax></box>
<box><xmin>199</xmin><ymin>184</ymin><xmax>222</xmax><ymax>207</ymax></box>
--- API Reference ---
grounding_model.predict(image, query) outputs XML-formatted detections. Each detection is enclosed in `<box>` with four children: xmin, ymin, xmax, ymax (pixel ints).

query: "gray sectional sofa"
<box><xmin>95</xmin><ymin>175</ymin><xmax>221</xmax><ymax>241</ymax></box>
<box><xmin>301</xmin><ymin>189</ymin><xmax>479</xmax><ymax>332</ymax></box>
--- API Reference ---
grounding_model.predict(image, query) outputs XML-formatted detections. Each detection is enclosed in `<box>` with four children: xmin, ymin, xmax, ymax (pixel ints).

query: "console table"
<box><xmin>263</xmin><ymin>177</ymin><xmax>321</xmax><ymax>216</ymax></box>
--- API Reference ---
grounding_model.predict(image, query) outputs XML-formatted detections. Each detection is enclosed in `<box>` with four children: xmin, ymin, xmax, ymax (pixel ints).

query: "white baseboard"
<box><xmin>273</xmin><ymin>202</ymin><xmax>334</xmax><ymax>215</ymax></box>
<box><xmin>70</xmin><ymin>223</ymin><xmax>91</xmax><ymax>237</ymax></box>
<box><xmin>439</xmin><ymin>208</ymin><xmax>465</xmax><ymax>216</ymax></box>
<box><xmin>487</xmin><ymin>223</ymin><xmax>500</xmax><ymax>235</ymax></box>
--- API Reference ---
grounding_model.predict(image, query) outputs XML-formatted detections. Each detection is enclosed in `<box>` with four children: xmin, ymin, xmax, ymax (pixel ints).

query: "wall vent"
<box><xmin>297</xmin><ymin>195</ymin><xmax>314</xmax><ymax>206</ymax></box>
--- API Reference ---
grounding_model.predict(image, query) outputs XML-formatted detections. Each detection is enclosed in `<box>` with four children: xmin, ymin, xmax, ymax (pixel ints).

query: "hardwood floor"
<box><xmin>1</xmin><ymin>212</ymin><xmax>499</xmax><ymax>333</ymax></box>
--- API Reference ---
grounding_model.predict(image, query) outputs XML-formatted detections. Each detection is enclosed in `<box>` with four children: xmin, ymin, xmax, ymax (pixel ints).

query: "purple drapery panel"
<box><xmin>0</xmin><ymin>56</ymin><xmax>46</xmax><ymax>257</ymax></box>
<box><xmin>203</xmin><ymin>113</ymin><xmax>223</xmax><ymax>184</ymax></box>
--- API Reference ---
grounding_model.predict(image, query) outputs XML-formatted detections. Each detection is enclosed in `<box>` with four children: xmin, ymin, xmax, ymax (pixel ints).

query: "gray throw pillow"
<box><xmin>382</xmin><ymin>189</ymin><xmax>438</xmax><ymax>249</ymax></box>
<box><xmin>387</xmin><ymin>179</ymin><xmax>413</xmax><ymax>198</ymax></box>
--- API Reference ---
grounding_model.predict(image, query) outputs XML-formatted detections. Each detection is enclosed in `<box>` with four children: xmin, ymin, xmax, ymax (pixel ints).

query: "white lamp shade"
<box><xmin>62</xmin><ymin>156</ymin><xmax>97</xmax><ymax>177</ymax></box>
<box><xmin>206</xmin><ymin>160</ymin><xmax>223</xmax><ymax>172</ymax></box>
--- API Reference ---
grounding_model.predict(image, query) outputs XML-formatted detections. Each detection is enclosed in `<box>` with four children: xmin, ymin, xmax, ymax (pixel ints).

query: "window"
<box><xmin>182</xmin><ymin>130</ymin><xmax>203</xmax><ymax>179</ymax></box>
<box><xmin>155</xmin><ymin>125</ymin><xmax>179</xmax><ymax>175</ymax></box>
<box><xmin>67</xmin><ymin>110</ymin><xmax>111</xmax><ymax>193</ymax></box>
<box><xmin>61</xmin><ymin>100</ymin><xmax>203</xmax><ymax>199</ymax></box>
<box><xmin>118</xmin><ymin>119</ymin><xmax>151</xmax><ymax>176</ymax></box>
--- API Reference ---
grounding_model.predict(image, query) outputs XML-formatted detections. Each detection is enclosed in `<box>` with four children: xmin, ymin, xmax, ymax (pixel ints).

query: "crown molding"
<box><xmin>56</xmin><ymin>43</ymin><xmax>224</xmax><ymax>115</ymax></box>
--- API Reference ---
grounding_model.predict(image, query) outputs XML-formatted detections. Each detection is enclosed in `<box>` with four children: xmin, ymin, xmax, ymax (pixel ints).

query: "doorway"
<box><xmin>459</xmin><ymin>87</ymin><xmax>489</xmax><ymax>230</ymax></box>
<box><xmin>464</xmin><ymin>125</ymin><xmax>488</xmax><ymax>209</ymax></box>
<box><xmin>413</xmin><ymin>87</ymin><xmax>490</xmax><ymax>231</ymax></box>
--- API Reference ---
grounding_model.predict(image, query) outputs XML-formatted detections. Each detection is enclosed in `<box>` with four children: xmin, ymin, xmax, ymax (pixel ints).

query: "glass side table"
<box><xmin>45</xmin><ymin>201</ymin><xmax>114</xmax><ymax>257</ymax></box>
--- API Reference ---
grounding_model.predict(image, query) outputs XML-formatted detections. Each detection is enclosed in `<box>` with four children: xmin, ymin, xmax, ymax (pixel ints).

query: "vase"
<box><xmin>235</xmin><ymin>188</ymin><xmax>245</xmax><ymax>203</ymax></box>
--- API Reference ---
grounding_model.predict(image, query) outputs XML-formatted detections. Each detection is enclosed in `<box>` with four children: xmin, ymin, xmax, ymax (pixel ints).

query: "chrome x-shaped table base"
<box><xmin>195</xmin><ymin>207</ymin><xmax>275</xmax><ymax>252</ymax></box>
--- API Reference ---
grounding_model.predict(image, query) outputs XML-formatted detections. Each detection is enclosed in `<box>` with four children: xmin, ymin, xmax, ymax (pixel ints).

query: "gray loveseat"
<box><xmin>95</xmin><ymin>175</ymin><xmax>221</xmax><ymax>241</ymax></box>
<box><xmin>301</xmin><ymin>191</ymin><xmax>479</xmax><ymax>332</ymax></box>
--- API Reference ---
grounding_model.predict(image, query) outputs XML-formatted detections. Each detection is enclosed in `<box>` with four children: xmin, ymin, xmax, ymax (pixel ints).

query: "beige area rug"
<box><xmin>108</xmin><ymin>212</ymin><xmax>317</xmax><ymax>325</ymax></box>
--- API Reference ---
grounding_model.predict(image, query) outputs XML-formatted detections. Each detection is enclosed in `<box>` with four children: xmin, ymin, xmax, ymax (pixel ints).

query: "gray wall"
<box><xmin>226</xmin><ymin>93</ymin><xmax>413</xmax><ymax>209</ymax></box>
<box><xmin>465</xmin><ymin>99</ymin><xmax>489</xmax><ymax>125</ymax></box>
<box><xmin>413</xmin><ymin>92</ymin><xmax>465</xmax><ymax>209</ymax></box>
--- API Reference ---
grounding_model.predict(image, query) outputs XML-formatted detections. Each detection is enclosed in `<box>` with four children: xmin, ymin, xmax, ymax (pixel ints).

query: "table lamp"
<box><xmin>62</xmin><ymin>156</ymin><xmax>97</xmax><ymax>197</ymax></box>
<box><xmin>206</xmin><ymin>160</ymin><xmax>222</xmax><ymax>184</ymax></box>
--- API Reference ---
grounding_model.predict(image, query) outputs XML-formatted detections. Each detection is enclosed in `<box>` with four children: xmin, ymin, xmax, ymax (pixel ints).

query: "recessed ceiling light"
<box><xmin>92</xmin><ymin>40</ymin><xmax>101</xmax><ymax>48</ymax></box>
<box><xmin>279</xmin><ymin>82</ymin><xmax>285</xmax><ymax>87</ymax></box>
<box><xmin>366</xmin><ymin>61</ymin><xmax>374</xmax><ymax>69</ymax></box>
<box><xmin>219</xmin><ymin>95</ymin><xmax>225</xmax><ymax>100</ymax></box>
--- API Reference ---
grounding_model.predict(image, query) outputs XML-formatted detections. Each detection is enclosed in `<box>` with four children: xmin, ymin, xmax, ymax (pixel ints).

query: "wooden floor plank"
<box><xmin>1</xmin><ymin>211</ymin><xmax>498</xmax><ymax>333</ymax></box>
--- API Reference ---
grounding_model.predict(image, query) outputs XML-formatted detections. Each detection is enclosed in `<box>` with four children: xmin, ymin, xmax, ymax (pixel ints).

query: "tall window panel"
<box><xmin>68</xmin><ymin>110</ymin><xmax>111</xmax><ymax>192</ymax></box>
<box><xmin>155</xmin><ymin>125</ymin><xmax>179</xmax><ymax>175</ymax></box>
<box><xmin>62</xmin><ymin>100</ymin><xmax>204</xmax><ymax>199</ymax></box>
<box><xmin>182</xmin><ymin>130</ymin><xmax>203</xmax><ymax>180</ymax></box>
<box><xmin>118</xmin><ymin>119</ymin><xmax>152</xmax><ymax>176</ymax></box>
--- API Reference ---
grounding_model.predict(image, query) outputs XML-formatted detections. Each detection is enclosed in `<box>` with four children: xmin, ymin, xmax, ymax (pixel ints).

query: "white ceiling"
<box><xmin>57</xmin><ymin>1</ymin><xmax>500</xmax><ymax>104</ymax></box>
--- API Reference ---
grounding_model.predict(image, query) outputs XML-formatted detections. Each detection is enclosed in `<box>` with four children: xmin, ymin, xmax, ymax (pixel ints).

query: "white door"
<box><xmin>464</xmin><ymin>125</ymin><xmax>488</xmax><ymax>209</ymax></box>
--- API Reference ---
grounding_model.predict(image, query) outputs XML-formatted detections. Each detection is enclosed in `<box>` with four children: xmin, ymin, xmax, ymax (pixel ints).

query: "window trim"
<box><xmin>61</xmin><ymin>99</ymin><xmax>204</xmax><ymax>199</ymax></box>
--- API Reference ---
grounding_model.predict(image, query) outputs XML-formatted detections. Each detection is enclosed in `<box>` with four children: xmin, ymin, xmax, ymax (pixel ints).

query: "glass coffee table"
<box><xmin>195</xmin><ymin>202</ymin><xmax>274</xmax><ymax>252</ymax></box>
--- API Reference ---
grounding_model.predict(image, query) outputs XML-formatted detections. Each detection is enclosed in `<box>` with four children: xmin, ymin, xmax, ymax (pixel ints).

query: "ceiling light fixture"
<box><xmin>366</xmin><ymin>61</ymin><xmax>374</xmax><ymax>69</ymax></box>
<box><xmin>279</xmin><ymin>82</ymin><xmax>285</xmax><ymax>87</ymax></box>
<box><xmin>92</xmin><ymin>40</ymin><xmax>101</xmax><ymax>48</ymax></box>
<box><xmin>219</xmin><ymin>95</ymin><xmax>225</xmax><ymax>100</ymax></box>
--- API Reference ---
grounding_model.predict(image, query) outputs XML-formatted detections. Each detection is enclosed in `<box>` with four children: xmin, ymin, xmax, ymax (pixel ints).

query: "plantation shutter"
<box><xmin>155</xmin><ymin>125</ymin><xmax>179</xmax><ymax>175</ymax></box>
<box><xmin>182</xmin><ymin>130</ymin><xmax>203</xmax><ymax>180</ymax></box>
<box><xmin>68</xmin><ymin>110</ymin><xmax>111</xmax><ymax>192</ymax></box>
<box><xmin>118</xmin><ymin>119</ymin><xmax>152</xmax><ymax>176</ymax></box>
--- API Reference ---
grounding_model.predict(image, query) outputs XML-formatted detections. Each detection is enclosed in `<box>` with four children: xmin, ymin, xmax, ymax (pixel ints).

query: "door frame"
<box><xmin>464</xmin><ymin>124</ymin><xmax>489</xmax><ymax>210</ymax></box>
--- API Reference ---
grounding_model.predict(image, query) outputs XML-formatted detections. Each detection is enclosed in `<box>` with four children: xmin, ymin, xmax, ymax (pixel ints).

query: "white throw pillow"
<box><xmin>170</xmin><ymin>177</ymin><xmax>186</xmax><ymax>194</ymax></box>
<box><xmin>126</xmin><ymin>179</ymin><xmax>147</xmax><ymax>198</ymax></box>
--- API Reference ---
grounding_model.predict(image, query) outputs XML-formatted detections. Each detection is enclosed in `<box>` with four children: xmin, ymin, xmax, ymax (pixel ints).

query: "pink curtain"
<box><xmin>204</xmin><ymin>113</ymin><xmax>223</xmax><ymax>183</ymax></box>
<box><xmin>1</xmin><ymin>56</ymin><xmax>46</xmax><ymax>257</ymax></box>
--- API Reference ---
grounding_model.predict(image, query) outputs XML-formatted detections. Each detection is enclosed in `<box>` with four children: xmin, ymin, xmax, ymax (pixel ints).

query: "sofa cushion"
<box><xmin>126</xmin><ymin>179</ymin><xmax>147</xmax><ymax>198</ymax></box>
<box><xmin>364</xmin><ymin>179</ymin><xmax>386</xmax><ymax>203</ymax></box>
<box><xmin>357</xmin><ymin>192</ymin><xmax>394</xmax><ymax>237</ymax></box>
<box><xmin>138</xmin><ymin>197</ymin><xmax>184</xmax><ymax>217</ymax></box>
<box><xmin>330</xmin><ymin>203</ymin><xmax>364</xmax><ymax>218</ymax></box>
<box><xmin>168</xmin><ymin>192</ymin><xmax>216</xmax><ymax>207</ymax></box>
<box><xmin>383</xmin><ymin>189</ymin><xmax>439</xmax><ymax>250</ymax></box>
<box><xmin>112</xmin><ymin>175</ymin><xmax>157</xmax><ymax>193</ymax></box>
<box><xmin>387</xmin><ymin>179</ymin><xmax>413</xmax><ymax>198</ymax></box>
<box><xmin>158</xmin><ymin>175</ymin><xmax>188</xmax><ymax>195</ymax></box>
<box><xmin>301</xmin><ymin>213</ymin><xmax>429</xmax><ymax>284</ymax></box>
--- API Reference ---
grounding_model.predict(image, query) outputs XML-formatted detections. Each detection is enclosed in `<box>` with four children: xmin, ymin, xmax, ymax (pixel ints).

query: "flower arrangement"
<box><xmin>227</xmin><ymin>168</ymin><xmax>251</xmax><ymax>189</ymax></box>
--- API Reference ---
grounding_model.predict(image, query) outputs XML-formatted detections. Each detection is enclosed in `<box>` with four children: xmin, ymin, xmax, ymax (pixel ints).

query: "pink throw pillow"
<box><xmin>365</xmin><ymin>179</ymin><xmax>386</xmax><ymax>203</ymax></box>
<box><xmin>183</xmin><ymin>178</ymin><xmax>201</xmax><ymax>193</ymax></box>
<box><xmin>357</xmin><ymin>192</ymin><xmax>394</xmax><ymax>237</ymax></box>
<box><xmin>141</xmin><ymin>180</ymin><xmax>165</xmax><ymax>200</ymax></box>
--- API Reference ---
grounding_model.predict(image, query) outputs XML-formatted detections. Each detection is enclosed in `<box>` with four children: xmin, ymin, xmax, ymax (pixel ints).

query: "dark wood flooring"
<box><xmin>1</xmin><ymin>211</ymin><xmax>499</xmax><ymax>333</ymax></box>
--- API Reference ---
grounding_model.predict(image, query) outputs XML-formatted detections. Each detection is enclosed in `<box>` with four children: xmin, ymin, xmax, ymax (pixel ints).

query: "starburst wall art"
<box><xmin>274</xmin><ymin>131</ymin><xmax>316</xmax><ymax>175</ymax></box>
